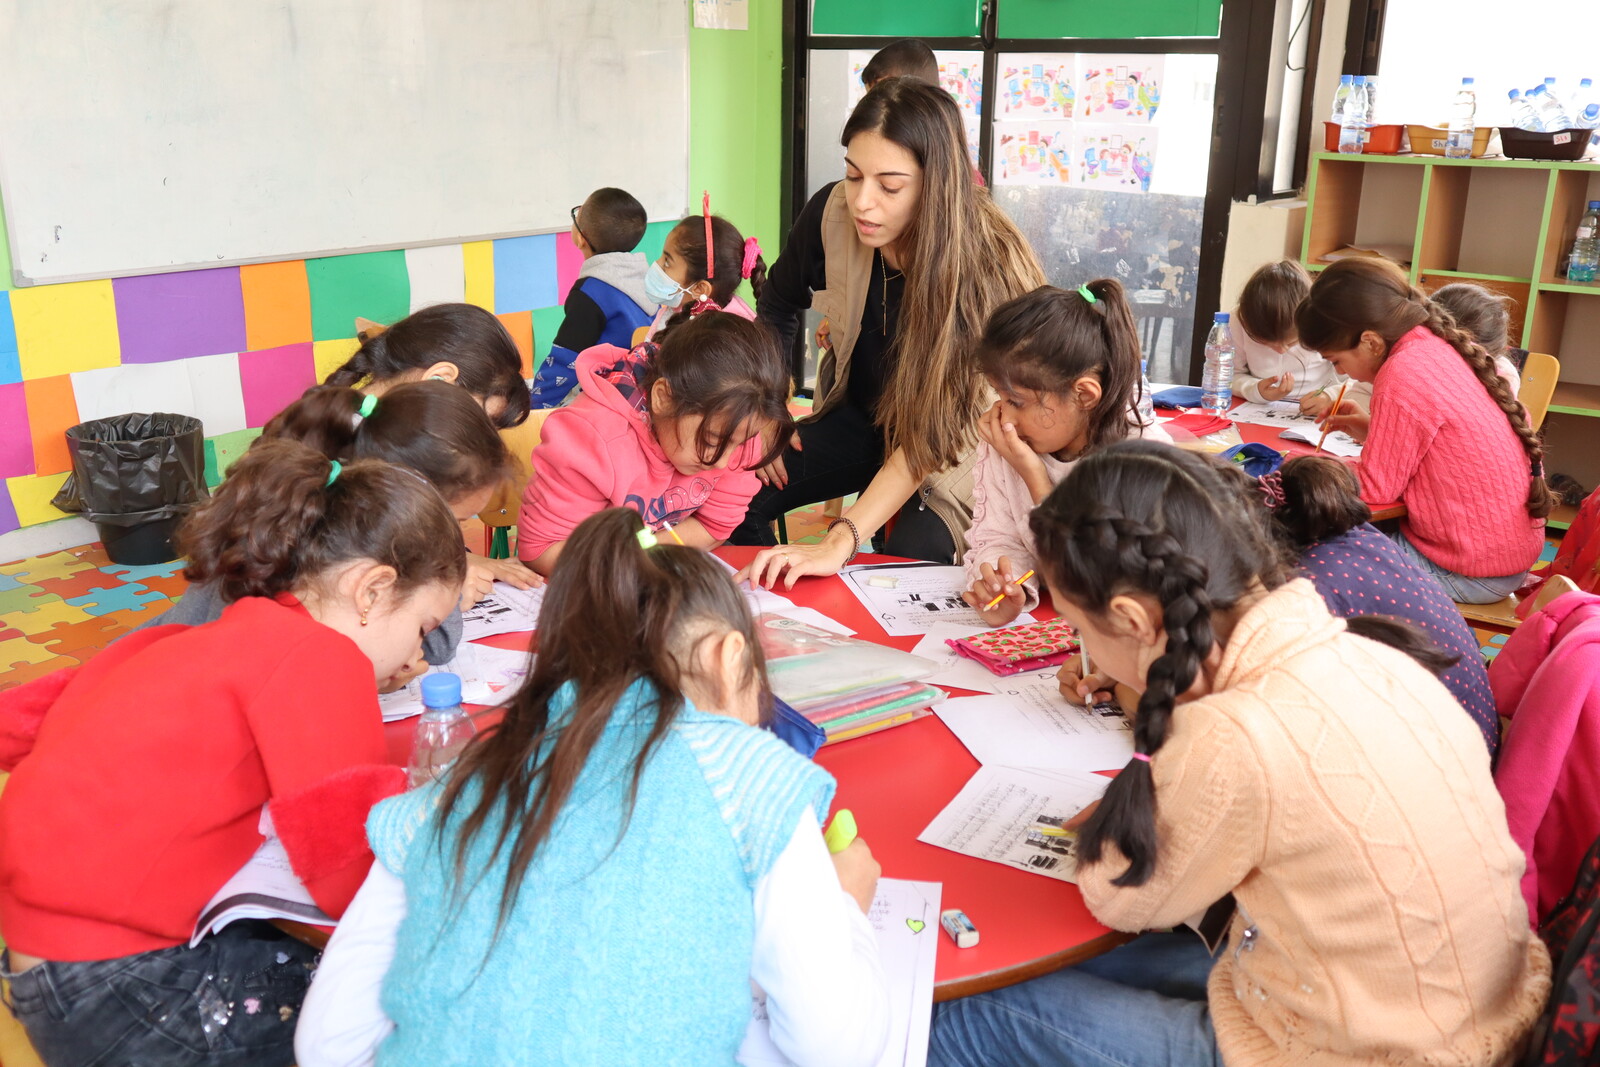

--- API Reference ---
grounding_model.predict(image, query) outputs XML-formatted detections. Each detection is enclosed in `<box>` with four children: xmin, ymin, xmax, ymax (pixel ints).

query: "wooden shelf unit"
<box><xmin>1302</xmin><ymin>152</ymin><xmax>1600</xmax><ymax>493</ymax></box>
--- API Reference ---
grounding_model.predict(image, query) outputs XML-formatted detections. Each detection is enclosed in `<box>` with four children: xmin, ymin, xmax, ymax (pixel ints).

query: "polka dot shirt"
<box><xmin>1300</xmin><ymin>523</ymin><xmax>1498</xmax><ymax>756</ymax></box>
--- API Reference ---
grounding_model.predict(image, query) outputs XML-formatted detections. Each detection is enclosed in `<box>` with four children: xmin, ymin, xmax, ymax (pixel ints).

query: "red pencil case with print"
<box><xmin>947</xmin><ymin>619</ymin><xmax>1080</xmax><ymax>676</ymax></box>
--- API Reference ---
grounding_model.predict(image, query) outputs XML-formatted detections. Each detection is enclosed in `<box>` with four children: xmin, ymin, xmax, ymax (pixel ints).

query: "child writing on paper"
<box><xmin>929</xmin><ymin>440</ymin><xmax>1549</xmax><ymax>1067</ymax></box>
<box><xmin>132</xmin><ymin>382</ymin><xmax>525</xmax><ymax>686</ymax></box>
<box><xmin>643</xmin><ymin>208</ymin><xmax>768</xmax><ymax>344</ymax></box>
<box><xmin>517</xmin><ymin>313</ymin><xmax>794</xmax><ymax>575</ymax></box>
<box><xmin>297</xmin><ymin>507</ymin><xmax>890</xmax><ymax>1067</ymax></box>
<box><xmin>532</xmin><ymin>187</ymin><xmax>657</xmax><ymax>408</ymax></box>
<box><xmin>960</xmin><ymin>279</ymin><xmax>1167</xmax><ymax>627</ymax></box>
<box><xmin>1231</xmin><ymin>259</ymin><xmax>1368</xmax><ymax>417</ymax></box>
<box><xmin>1301</xmin><ymin>257</ymin><xmax>1551</xmax><ymax>603</ymax></box>
<box><xmin>0</xmin><ymin>441</ymin><xmax>467</xmax><ymax>1067</ymax></box>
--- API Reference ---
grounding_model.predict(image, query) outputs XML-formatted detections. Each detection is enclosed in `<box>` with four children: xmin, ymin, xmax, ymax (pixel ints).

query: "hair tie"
<box><xmin>1077</xmin><ymin>284</ymin><xmax>1098</xmax><ymax>305</ymax></box>
<box><xmin>701</xmin><ymin>191</ymin><xmax>715</xmax><ymax>282</ymax></box>
<box><xmin>636</xmin><ymin>527</ymin><xmax>659</xmax><ymax>550</ymax></box>
<box><xmin>1257</xmin><ymin>471</ymin><xmax>1286</xmax><ymax>509</ymax></box>
<box><xmin>351</xmin><ymin>393</ymin><xmax>378</xmax><ymax>428</ymax></box>
<box><xmin>741</xmin><ymin>237</ymin><xmax>761</xmax><ymax>280</ymax></box>
<box><xmin>325</xmin><ymin>460</ymin><xmax>342</xmax><ymax>488</ymax></box>
<box><xmin>688</xmin><ymin>299</ymin><xmax>724</xmax><ymax>318</ymax></box>
<box><xmin>1129</xmin><ymin>752</ymin><xmax>1150</xmax><ymax>764</ymax></box>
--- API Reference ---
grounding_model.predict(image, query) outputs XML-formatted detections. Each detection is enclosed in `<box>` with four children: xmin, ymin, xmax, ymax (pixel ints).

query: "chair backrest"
<box><xmin>1520</xmin><ymin>351</ymin><xmax>1560</xmax><ymax>431</ymax></box>
<box><xmin>1532</xmin><ymin>574</ymin><xmax>1583</xmax><ymax>616</ymax></box>
<box><xmin>479</xmin><ymin>409</ymin><xmax>554</xmax><ymax>531</ymax></box>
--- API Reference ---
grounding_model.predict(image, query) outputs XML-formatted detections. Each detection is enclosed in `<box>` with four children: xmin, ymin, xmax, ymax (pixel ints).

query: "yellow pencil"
<box><xmin>984</xmin><ymin>568</ymin><xmax>1035</xmax><ymax>611</ymax></box>
<box><xmin>1316</xmin><ymin>381</ymin><xmax>1351</xmax><ymax>454</ymax></box>
<box><xmin>661</xmin><ymin>522</ymin><xmax>685</xmax><ymax>545</ymax></box>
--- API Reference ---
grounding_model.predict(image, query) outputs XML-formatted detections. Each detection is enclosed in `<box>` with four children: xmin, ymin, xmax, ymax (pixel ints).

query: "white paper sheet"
<box><xmin>767</xmin><ymin>605</ymin><xmax>856</xmax><ymax>637</ymax></box>
<box><xmin>935</xmin><ymin>690</ymin><xmax>1134</xmax><ymax>775</ymax></box>
<box><xmin>191</xmin><ymin>833</ymin><xmax>329</xmax><ymax>947</ymax></box>
<box><xmin>910</xmin><ymin>624</ymin><xmax>1006</xmax><ymax>695</ymax></box>
<box><xmin>840</xmin><ymin>563</ymin><xmax>1035</xmax><ymax>637</ymax></box>
<box><xmin>376</xmin><ymin>642</ymin><xmax>531</xmax><ymax>722</ymax></box>
<box><xmin>918</xmin><ymin>766</ymin><xmax>1112</xmax><ymax>883</ymax></box>
<box><xmin>459</xmin><ymin>581</ymin><xmax>544</xmax><ymax>640</ymax></box>
<box><xmin>1279</xmin><ymin>424</ymin><xmax>1363</xmax><ymax>458</ymax></box>
<box><xmin>1226</xmin><ymin>400</ymin><xmax>1319</xmax><ymax>429</ymax></box>
<box><xmin>739</xmin><ymin>878</ymin><xmax>941</xmax><ymax>1067</ymax></box>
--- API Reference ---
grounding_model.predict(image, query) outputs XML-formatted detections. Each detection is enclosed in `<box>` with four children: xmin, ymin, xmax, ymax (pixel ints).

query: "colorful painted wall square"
<box><xmin>637</xmin><ymin>221</ymin><xmax>675</xmax><ymax>271</ymax></box>
<box><xmin>530</xmin><ymin>306</ymin><xmax>566</xmax><ymax>369</ymax></box>
<box><xmin>313</xmin><ymin>338</ymin><xmax>360</xmax><ymax>385</ymax></box>
<box><xmin>497</xmin><ymin>311</ymin><xmax>534</xmax><ymax>378</ymax></box>
<box><xmin>71</xmin><ymin>353</ymin><xmax>248</xmax><ymax>437</ymax></box>
<box><xmin>0</xmin><ymin>383</ymin><xmax>31</xmax><ymax>479</ymax></box>
<box><xmin>10</xmin><ymin>279</ymin><xmax>121</xmax><ymax>378</ymax></box>
<box><xmin>240</xmin><ymin>261</ymin><xmax>313</xmax><ymax>351</ymax></box>
<box><xmin>462</xmin><ymin>241</ymin><xmax>495</xmax><ymax>313</ymax></box>
<box><xmin>209</xmin><ymin>427</ymin><xmax>263</xmax><ymax>482</ymax></box>
<box><xmin>995</xmin><ymin>122</ymin><xmax>1075</xmax><ymax>186</ymax></box>
<box><xmin>183</xmin><ymin>352</ymin><xmax>250</xmax><ymax>436</ymax></box>
<box><xmin>7</xmin><ymin>472</ymin><xmax>70</xmax><ymax>527</ymax></box>
<box><xmin>404</xmin><ymin>245</ymin><xmax>466</xmax><ymax>312</ymax></box>
<box><xmin>306</xmin><ymin>251</ymin><xmax>410</xmax><ymax>342</ymax></box>
<box><xmin>0</xmin><ymin>485</ymin><xmax>18</xmax><ymax>536</ymax></box>
<box><xmin>0</xmin><ymin>293</ymin><xmax>19</xmax><ymax>385</ymax></box>
<box><xmin>555</xmin><ymin>233</ymin><xmax>584</xmax><ymax>305</ymax></box>
<box><xmin>492</xmin><ymin>235</ymin><xmax>559</xmax><ymax>315</ymax></box>
<box><xmin>23</xmin><ymin>375</ymin><xmax>78</xmax><ymax>477</ymax></box>
<box><xmin>111</xmin><ymin>268</ymin><xmax>247</xmax><ymax>364</ymax></box>
<box><xmin>237</xmin><ymin>343</ymin><xmax>315</xmax><ymax>427</ymax></box>
<box><xmin>1077</xmin><ymin>56</ymin><xmax>1164</xmax><ymax>124</ymax></box>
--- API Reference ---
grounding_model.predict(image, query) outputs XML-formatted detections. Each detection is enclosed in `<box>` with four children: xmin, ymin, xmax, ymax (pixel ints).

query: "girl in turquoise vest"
<box><xmin>296</xmin><ymin>507</ymin><xmax>890</xmax><ymax>1067</ymax></box>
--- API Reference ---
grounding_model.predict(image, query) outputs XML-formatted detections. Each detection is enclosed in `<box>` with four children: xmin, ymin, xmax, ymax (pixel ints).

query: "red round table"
<box><xmin>379</xmin><ymin>548</ymin><xmax>1129</xmax><ymax>1001</ymax></box>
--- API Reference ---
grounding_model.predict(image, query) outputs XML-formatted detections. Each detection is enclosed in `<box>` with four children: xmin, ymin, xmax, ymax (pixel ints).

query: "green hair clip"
<box><xmin>356</xmin><ymin>394</ymin><xmax>378</xmax><ymax>419</ymax></box>
<box><xmin>636</xmin><ymin>527</ymin><xmax>659</xmax><ymax>550</ymax></box>
<box><xmin>1077</xmin><ymin>284</ymin><xmax>1097</xmax><ymax>305</ymax></box>
<box><xmin>325</xmin><ymin>460</ymin><xmax>342</xmax><ymax>488</ymax></box>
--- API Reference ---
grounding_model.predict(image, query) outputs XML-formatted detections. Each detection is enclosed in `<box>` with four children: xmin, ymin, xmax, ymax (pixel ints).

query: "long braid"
<box><xmin>1419</xmin><ymin>300</ymin><xmax>1553</xmax><ymax>518</ymax></box>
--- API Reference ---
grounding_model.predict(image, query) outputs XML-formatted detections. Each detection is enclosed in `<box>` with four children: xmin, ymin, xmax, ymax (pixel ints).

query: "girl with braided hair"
<box><xmin>929</xmin><ymin>439</ymin><xmax>1550</xmax><ymax>1067</ymax></box>
<box><xmin>1298</xmin><ymin>257</ymin><xmax>1550</xmax><ymax>603</ymax></box>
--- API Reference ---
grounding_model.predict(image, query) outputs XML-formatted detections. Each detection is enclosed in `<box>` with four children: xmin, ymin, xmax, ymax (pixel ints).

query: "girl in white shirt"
<box><xmin>1232</xmin><ymin>259</ymin><xmax>1369</xmax><ymax>415</ymax></box>
<box><xmin>295</xmin><ymin>507</ymin><xmax>888</xmax><ymax>1067</ymax></box>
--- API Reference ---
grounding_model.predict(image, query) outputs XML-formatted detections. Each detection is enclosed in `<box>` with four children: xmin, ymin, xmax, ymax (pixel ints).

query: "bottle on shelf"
<box><xmin>406</xmin><ymin>673</ymin><xmax>478</xmax><ymax>789</ymax></box>
<box><xmin>1353</xmin><ymin>75</ymin><xmax>1372</xmax><ymax>147</ymax></box>
<box><xmin>1331</xmin><ymin>73</ymin><xmax>1353</xmax><ymax>139</ymax></box>
<box><xmin>1136</xmin><ymin>358</ymin><xmax>1156</xmax><ymax>426</ymax></box>
<box><xmin>1570</xmin><ymin>201</ymin><xmax>1600</xmax><ymax>284</ymax></box>
<box><xmin>1201</xmin><ymin>313</ymin><xmax>1234</xmax><ymax>417</ymax></box>
<box><xmin>1508</xmin><ymin>89</ymin><xmax>1543</xmax><ymax>132</ymax></box>
<box><xmin>1574</xmin><ymin>77</ymin><xmax>1597</xmax><ymax>118</ymax></box>
<box><xmin>1339</xmin><ymin>78</ymin><xmax>1367</xmax><ymax>154</ymax></box>
<box><xmin>1579</xmin><ymin>104</ymin><xmax>1600</xmax><ymax>130</ymax></box>
<box><xmin>1445</xmin><ymin>77</ymin><xmax>1476</xmax><ymax>158</ymax></box>
<box><xmin>1362</xmin><ymin>74</ymin><xmax>1379</xmax><ymax>133</ymax></box>
<box><xmin>1530</xmin><ymin>84</ymin><xmax>1574</xmax><ymax>131</ymax></box>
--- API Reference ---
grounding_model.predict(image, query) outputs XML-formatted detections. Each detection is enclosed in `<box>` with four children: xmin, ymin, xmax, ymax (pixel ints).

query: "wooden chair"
<box><xmin>479</xmin><ymin>410</ymin><xmax>554</xmax><ymax>558</ymax></box>
<box><xmin>1457</xmin><ymin>573</ymin><xmax>1583</xmax><ymax>637</ymax></box>
<box><xmin>1519</xmin><ymin>351</ymin><xmax>1559</xmax><ymax>431</ymax></box>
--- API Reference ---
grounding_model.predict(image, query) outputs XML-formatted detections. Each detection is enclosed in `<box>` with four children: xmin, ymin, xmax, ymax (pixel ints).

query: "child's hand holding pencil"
<box><xmin>1313</xmin><ymin>384</ymin><xmax>1372</xmax><ymax>445</ymax></box>
<box><xmin>961</xmin><ymin>556</ymin><xmax>1030</xmax><ymax>627</ymax></box>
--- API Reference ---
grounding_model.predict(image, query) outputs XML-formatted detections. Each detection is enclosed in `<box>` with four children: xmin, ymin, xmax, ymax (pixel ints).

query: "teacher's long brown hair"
<box><xmin>843</xmin><ymin>78</ymin><xmax>1047</xmax><ymax>480</ymax></box>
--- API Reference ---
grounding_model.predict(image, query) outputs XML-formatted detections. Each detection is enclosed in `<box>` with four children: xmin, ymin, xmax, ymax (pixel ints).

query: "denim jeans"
<box><xmin>1383</xmin><ymin>526</ymin><xmax>1527</xmax><ymax>604</ymax></box>
<box><xmin>928</xmin><ymin>932</ymin><xmax>1222</xmax><ymax>1067</ymax></box>
<box><xmin>2</xmin><ymin>921</ymin><xmax>320</xmax><ymax>1067</ymax></box>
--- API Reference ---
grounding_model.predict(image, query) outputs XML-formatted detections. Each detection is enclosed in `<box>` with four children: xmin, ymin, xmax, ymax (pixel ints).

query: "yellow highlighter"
<box><xmin>824</xmin><ymin>809</ymin><xmax>859</xmax><ymax>854</ymax></box>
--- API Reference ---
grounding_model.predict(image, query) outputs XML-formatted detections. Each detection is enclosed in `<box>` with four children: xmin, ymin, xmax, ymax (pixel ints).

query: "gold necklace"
<box><xmin>881</xmin><ymin>253</ymin><xmax>903</xmax><ymax>333</ymax></box>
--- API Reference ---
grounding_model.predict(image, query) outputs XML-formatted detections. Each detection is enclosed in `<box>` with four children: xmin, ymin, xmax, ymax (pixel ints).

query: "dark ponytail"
<box><xmin>436</xmin><ymin>507</ymin><xmax>769</xmax><ymax>936</ymax></box>
<box><xmin>1030</xmin><ymin>440</ymin><xmax>1289</xmax><ymax>885</ymax></box>
<box><xmin>180</xmin><ymin>439</ymin><xmax>466</xmax><ymax>604</ymax></box>
<box><xmin>977</xmin><ymin>279</ymin><xmax>1145</xmax><ymax>456</ymax></box>
<box><xmin>323</xmin><ymin>303</ymin><xmax>532</xmax><ymax>430</ymax></box>
<box><xmin>1268</xmin><ymin>456</ymin><xmax>1371</xmax><ymax>550</ymax></box>
<box><xmin>261</xmin><ymin>382</ymin><xmax>513</xmax><ymax>505</ymax></box>
<box><xmin>656</xmin><ymin>215</ymin><xmax>767</xmax><ymax>345</ymax></box>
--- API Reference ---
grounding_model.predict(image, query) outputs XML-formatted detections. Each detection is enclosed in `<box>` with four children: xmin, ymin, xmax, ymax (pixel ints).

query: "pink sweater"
<box><xmin>1356</xmin><ymin>325</ymin><xmax>1543</xmax><ymax>576</ymax></box>
<box><xmin>517</xmin><ymin>345</ymin><xmax>763</xmax><ymax>560</ymax></box>
<box><xmin>1490</xmin><ymin>590</ymin><xmax>1600</xmax><ymax>925</ymax></box>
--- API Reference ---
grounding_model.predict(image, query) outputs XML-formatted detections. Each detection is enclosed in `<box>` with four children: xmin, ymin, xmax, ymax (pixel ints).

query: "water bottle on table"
<box><xmin>1338</xmin><ymin>78</ymin><xmax>1366</xmax><ymax>154</ymax></box>
<box><xmin>1445</xmin><ymin>78</ymin><xmax>1476</xmax><ymax>158</ymax></box>
<box><xmin>407</xmin><ymin>673</ymin><xmax>478</xmax><ymax>788</ymax></box>
<box><xmin>1529</xmin><ymin>84</ymin><xmax>1573</xmax><ymax>131</ymax></box>
<box><xmin>1508</xmin><ymin>89</ymin><xmax>1542</xmax><ymax>131</ymax></box>
<box><xmin>1201</xmin><ymin>313</ymin><xmax>1234</xmax><ymax>417</ymax></box>
<box><xmin>1570</xmin><ymin>202</ymin><xmax>1600</xmax><ymax>284</ymax></box>
<box><xmin>1136</xmin><ymin>359</ymin><xmax>1156</xmax><ymax>426</ymax></box>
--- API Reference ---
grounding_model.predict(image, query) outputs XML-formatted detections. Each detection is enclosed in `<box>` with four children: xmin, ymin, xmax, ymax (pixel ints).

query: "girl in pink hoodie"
<box><xmin>518</xmin><ymin>313</ymin><xmax>794</xmax><ymax>574</ymax></box>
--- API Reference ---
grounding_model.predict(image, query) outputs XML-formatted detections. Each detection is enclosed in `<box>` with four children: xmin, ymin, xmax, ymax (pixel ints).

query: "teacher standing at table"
<box><xmin>730</xmin><ymin>78</ymin><xmax>1046</xmax><ymax>580</ymax></box>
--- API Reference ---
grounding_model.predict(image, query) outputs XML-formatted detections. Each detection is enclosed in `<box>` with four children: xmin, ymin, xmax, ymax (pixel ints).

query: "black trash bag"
<box><xmin>51</xmin><ymin>413</ymin><xmax>210</xmax><ymax>565</ymax></box>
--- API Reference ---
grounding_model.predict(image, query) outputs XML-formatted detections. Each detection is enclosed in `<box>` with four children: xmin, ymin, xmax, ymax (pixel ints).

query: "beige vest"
<box><xmin>807</xmin><ymin>183</ymin><xmax>978</xmax><ymax>560</ymax></box>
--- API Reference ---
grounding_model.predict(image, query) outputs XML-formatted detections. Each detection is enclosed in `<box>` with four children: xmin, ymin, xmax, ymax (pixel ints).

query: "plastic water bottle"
<box><xmin>1573</xmin><ymin>78</ymin><xmax>1597</xmax><ymax>118</ymax></box>
<box><xmin>407</xmin><ymin>673</ymin><xmax>478</xmax><ymax>788</ymax></box>
<box><xmin>1136</xmin><ymin>358</ymin><xmax>1155</xmax><ymax>426</ymax></box>
<box><xmin>1354</xmin><ymin>75</ymin><xmax>1376</xmax><ymax>146</ymax></box>
<box><xmin>1201</xmin><ymin>313</ymin><xmax>1234</xmax><ymax>417</ymax></box>
<box><xmin>1445</xmin><ymin>78</ymin><xmax>1476</xmax><ymax>158</ymax></box>
<box><xmin>1530</xmin><ymin>84</ymin><xmax>1574</xmax><ymax>131</ymax></box>
<box><xmin>1570</xmin><ymin>202</ymin><xmax>1600</xmax><ymax>284</ymax></box>
<box><xmin>1331</xmin><ymin>73</ymin><xmax>1354</xmax><ymax>127</ymax></box>
<box><xmin>1508</xmin><ymin>89</ymin><xmax>1543</xmax><ymax>132</ymax></box>
<box><xmin>1577</xmin><ymin>103</ymin><xmax>1600</xmax><ymax>130</ymax></box>
<box><xmin>1339</xmin><ymin>79</ymin><xmax>1366</xmax><ymax>154</ymax></box>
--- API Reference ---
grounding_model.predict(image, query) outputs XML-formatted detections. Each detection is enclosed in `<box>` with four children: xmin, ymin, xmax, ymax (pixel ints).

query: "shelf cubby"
<box><xmin>1418</xmin><ymin>165</ymin><xmax>1546</xmax><ymax>278</ymax></box>
<box><xmin>1303</xmin><ymin>157</ymin><xmax>1425</xmax><ymax>267</ymax></box>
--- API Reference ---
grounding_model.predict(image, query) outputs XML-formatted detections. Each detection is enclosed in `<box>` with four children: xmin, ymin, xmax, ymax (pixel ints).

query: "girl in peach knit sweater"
<box><xmin>930</xmin><ymin>440</ymin><xmax>1550</xmax><ymax>1067</ymax></box>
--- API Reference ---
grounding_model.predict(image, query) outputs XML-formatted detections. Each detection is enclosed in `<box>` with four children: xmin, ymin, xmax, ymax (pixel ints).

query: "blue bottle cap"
<box><xmin>1531</xmin><ymin>85</ymin><xmax>1547</xmax><ymax>96</ymax></box>
<box><xmin>1353</xmin><ymin>75</ymin><xmax>1366</xmax><ymax>85</ymax></box>
<box><xmin>1214</xmin><ymin>311</ymin><xmax>1230</xmax><ymax>323</ymax></box>
<box><xmin>1339</xmin><ymin>74</ymin><xmax>1352</xmax><ymax>84</ymax></box>
<box><xmin>421</xmin><ymin>672</ymin><xmax>463</xmax><ymax>708</ymax></box>
<box><xmin>1589</xmin><ymin>199</ymin><xmax>1600</xmax><ymax>209</ymax></box>
<box><xmin>1509</xmin><ymin>89</ymin><xmax>1522</xmax><ymax>99</ymax></box>
<box><xmin>1461</xmin><ymin>77</ymin><xmax>1474</xmax><ymax>86</ymax></box>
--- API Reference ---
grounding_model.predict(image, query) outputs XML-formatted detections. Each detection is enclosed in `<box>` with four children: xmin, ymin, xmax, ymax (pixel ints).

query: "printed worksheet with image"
<box><xmin>841</xmin><ymin>562</ymin><xmax>1035</xmax><ymax>637</ymax></box>
<box><xmin>376</xmin><ymin>642</ymin><xmax>532</xmax><ymax>721</ymax></box>
<box><xmin>459</xmin><ymin>581</ymin><xmax>544</xmax><ymax>640</ymax></box>
<box><xmin>1226</xmin><ymin>400</ymin><xmax>1320</xmax><ymax>429</ymax></box>
<box><xmin>1279</xmin><ymin>424</ymin><xmax>1363</xmax><ymax>458</ymax></box>
<box><xmin>935</xmin><ymin>687</ymin><xmax>1134</xmax><ymax>774</ymax></box>
<box><xmin>739</xmin><ymin>878</ymin><xmax>941</xmax><ymax>1067</ymax></box>
<box><xmin>919</xmin><ymin>766</ymin><xmax>1112</xmax><ymax>883</ymax></box>
<box><xmin>909</xmin><ymin>624</ymin><xmax>1006</xmax><ymax>694</ymax></box>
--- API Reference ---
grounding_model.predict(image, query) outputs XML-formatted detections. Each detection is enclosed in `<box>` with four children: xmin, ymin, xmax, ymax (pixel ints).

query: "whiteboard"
<box><xmin>0</xmin><ymin>0</ymin><xmax>689</xmax><ymax>285</ymax></box>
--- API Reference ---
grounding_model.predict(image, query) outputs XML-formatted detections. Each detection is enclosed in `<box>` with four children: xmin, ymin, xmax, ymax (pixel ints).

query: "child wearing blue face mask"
<box><xmin>643</xmin><ymin>209</ymin><xmax>767</xmax><ymax>345</ymax></box>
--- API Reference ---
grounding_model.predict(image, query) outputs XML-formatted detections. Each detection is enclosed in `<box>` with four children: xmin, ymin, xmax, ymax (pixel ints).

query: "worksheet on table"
<box><xmin>841</xmin><ymin>562</ymin><xmax>1034</xmax><ymax>637</ymax></box>
<box><xmin>919</xmin><ymin>765</ymin><xmax>1112</xmax><ymax>883</ymax></box>
<box><xmin>1279</xmin><ymin>424</ymin><xmax>1363</xmax><ymax>457</ymax></box>
<box><xmin>1227</xmin><ymin>400</ymin><xmax>1319</xmax><ymax>429</ymax></box>
<box><xmin>459</xmin><ymin>581</ymin><xmax>544</xmax><ymax>640</ymax></box>
<box><xmin>935</xmin><ymin>686</ymin><xmax>1133</xmax><ymax>774</ymax></box>
<box><xmin>376</xmin><ymin>642</ymin><xmax>531</xmax><ymax>721</ymax></box>
<box><xmin>739</xmin><ymin>878</ymin><xmax>941</xmax><ymax>1067</ymax></box>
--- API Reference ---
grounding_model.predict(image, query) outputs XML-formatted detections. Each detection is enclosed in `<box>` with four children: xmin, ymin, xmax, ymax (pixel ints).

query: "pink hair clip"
<box><xmin>741</xmin><ymin>237</ymin><xmax>761</xmax><ymax>279</ymax></box>
<box><xmin>1258</xmin><ymin>471</ymin><xmax>1287</xmax><ymax>509</ymax></box>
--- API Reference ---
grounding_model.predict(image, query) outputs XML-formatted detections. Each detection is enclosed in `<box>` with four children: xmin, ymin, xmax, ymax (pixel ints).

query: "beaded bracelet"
<box><xmin>827</xmin><ymin>516</ymin><xmax>861</xmax><ymax>563</ymax></box>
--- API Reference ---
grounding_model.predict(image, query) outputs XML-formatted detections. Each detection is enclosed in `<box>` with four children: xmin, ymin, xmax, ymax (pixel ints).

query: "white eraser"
<box><xmin>867</xmin><ymin>575</ymin><xmax>899</xmax><ymax>588</ymax></box>
<box><xmin>941</xmin><ymin>908</ymin><xmax>980</xmax><ymax>949</ymax></box>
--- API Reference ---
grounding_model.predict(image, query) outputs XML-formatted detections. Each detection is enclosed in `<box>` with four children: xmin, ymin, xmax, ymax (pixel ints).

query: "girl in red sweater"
<box><xmin>1298</xmin><ymin>257</ymin><xmax>1551</xmax><ymax>603</ymax></box>
<box><xmin>0</xmin><ymin>439</ymin><xmax>466</xmax><ymax>1067</ymax></box>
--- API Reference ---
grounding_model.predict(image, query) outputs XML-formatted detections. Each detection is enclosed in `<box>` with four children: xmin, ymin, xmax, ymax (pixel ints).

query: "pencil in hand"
<box><xmin>1316</xmin><ymin>381</ymin><xmax>1351</xmax><ymax>454</ymax></box>
<box><xmin>984</xmin><ymin>569</ymin><xmax>1035</xmax><ymax>611</ymax></box>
